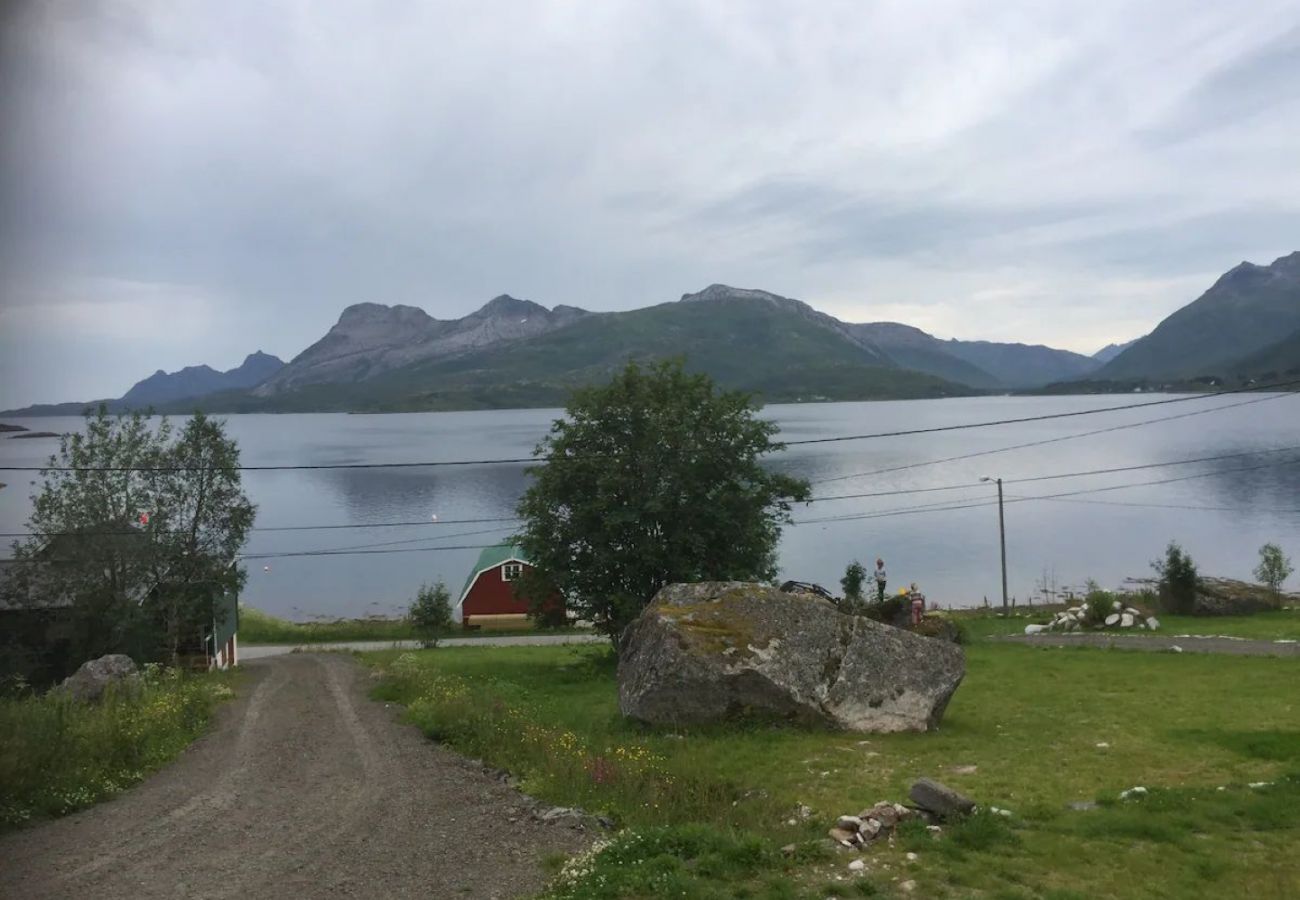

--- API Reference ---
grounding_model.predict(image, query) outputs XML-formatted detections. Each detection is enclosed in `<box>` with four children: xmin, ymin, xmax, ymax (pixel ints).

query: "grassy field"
<box><xmin>368</xmin><ymin>642</ymin><xmax>1299</xmax><ymax>899</ymax></box>
<box><xmin>952</xmin><ymin>606</ymin><xmax>1300</xmax><ymax>642</ymax></box>
<box><xmin>239</xmin><ymin>605</ymin><xmax>590</xmax><ymax>644</ymax></box>
<box><xmin>0</xmin><ymin>668</ymin><xmax>235</xmax><ymax>831</ymax></box>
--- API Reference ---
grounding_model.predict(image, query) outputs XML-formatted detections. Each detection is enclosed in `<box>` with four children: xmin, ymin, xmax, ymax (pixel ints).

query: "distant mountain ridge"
<box><xmin>123</xmin><ymin>351</ymin><xmax>284</xmax><ymax>406</ymax></box>
<box><xmin>1092</xmin><ymin>339</ymin><xmax>1141</xmax><ymax>363</ymax></box>
<box><xmin>15</xmin><ymin>254</ymin><xmax>1296</xmax><ymax>416</ymax></box>
<box><xmin>1100</xmin><ymin>252</ymin><xmax>1300</xmax><ymax>379</ymax></box>
<box><xmin>254</xmin><ymin>295</ymin><xmax>588</xmax><ymax>396</ymax></box>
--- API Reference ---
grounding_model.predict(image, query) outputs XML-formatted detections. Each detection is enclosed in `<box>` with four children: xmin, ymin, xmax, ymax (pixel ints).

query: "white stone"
<box><xmin>1120</xmin><ymin>613</ymin><xmax>1135</xmax><ymax>627</ymax></box>
<box><xmin>906</xmin><ymin>852</ymin><xmax>918</xmax><ymax>861</ymax></box>
<box><xmin>1124</xmin><ymin>607</ymin><xmax>1141</xmax><ymax>616</ymax></box>
<box><xmin>837</xmin><ymin>815</ymin><xmax>863</xmax><ymax>831</ymax></box>
<box><xmin>1105</xmin><ymin>614</ymin><xmax>1120</xmax><ymax>626</ymax></box>
<box><xmin>900</xmin><ymin>880</ymin><xmax>917</xmax><ymax>893</ymax></box>
<box><xmin>848</xmin><ymin>859</ymin><xmax>866</xmax><ymax>872</ymax></box>
<box><xmin>1146</xmin><ymin>617</ymin><xmax>1160</xmax><ymax>630</ymax></box>
<box><xmin>1024</xmin><ymin>624</ymin><xmax>1046</xmax><ymax>635</ymax></box>
<box><xmin>1096</xmin><ymin>742</ymin><xmax>1110</xmax><ymax>748</ymax></box>
<box><xmin>1113</xmin><ymin>600</ymin><xmax>1122</xmax><ymax>611</ymax></box>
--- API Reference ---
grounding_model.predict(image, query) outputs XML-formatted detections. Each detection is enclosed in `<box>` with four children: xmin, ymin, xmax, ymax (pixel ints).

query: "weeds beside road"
<box><xmin>0</xmin><ymin>668</ymin><xmax>233</xmax><ymax>831</ymax></box>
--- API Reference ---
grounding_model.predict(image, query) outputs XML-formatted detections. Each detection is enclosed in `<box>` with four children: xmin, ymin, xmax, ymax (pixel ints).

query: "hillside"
<box><xmin>1228</xmin><ymin>328</ymin><xmax>1300</xmax><ymax>378</ymax></box>
<box><xmin>1101</xmin><ymin>251</ymin><xmax>1300</xmax><ymax>379</ymax></box>
<box><xmin>1093</xmin><ymin>338</ymin><xmax>1141</xmax><ymax>363</ymax></box>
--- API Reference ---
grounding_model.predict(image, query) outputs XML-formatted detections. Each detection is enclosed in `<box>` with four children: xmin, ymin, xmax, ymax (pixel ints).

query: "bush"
<box><xmin>1254</xmin><ymin>544</ymin><xmax>1294</xmax><ymax>599</ymax></box>
<box><xmin>841</xmin><ymin>561</ymin><xmax>867</xmax><ymax>606</ymax></box>
<box><xmin>1153</xmin><ymin>542</ymin><xmax>1199</xmax><ymax>615</ymax></box>
<box><xmin>408</xmin><ymin>582</ymin><xmax>454</xmax><ymax>648</ymax></box>
<box><xmin>1084</xmin><ymin>589</ymin><xmax>1116</xmax><ymax>626</ymax></box>
<box><xmin>910</xmin><ymin>613</ymin><xmax>967</xmax><ymax>644</ymax></box>
<box><xmin>862</xmin><ymin>593</ymin><xmax>909</xmax><ymax>627</ymax></box>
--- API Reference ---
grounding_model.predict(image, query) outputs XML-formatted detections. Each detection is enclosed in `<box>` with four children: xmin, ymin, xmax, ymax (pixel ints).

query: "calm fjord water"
<box><xmin>2</xmin><ymin>394</ymin><xmax>1298</xmax><ymax>620</ymax></box>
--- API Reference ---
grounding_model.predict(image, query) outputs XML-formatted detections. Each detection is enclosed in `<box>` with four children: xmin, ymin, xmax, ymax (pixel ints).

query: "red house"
<box><xmin>456</xmin><ymin>544</ymin><xmax>557</xmax><ymax>629</ymax></box>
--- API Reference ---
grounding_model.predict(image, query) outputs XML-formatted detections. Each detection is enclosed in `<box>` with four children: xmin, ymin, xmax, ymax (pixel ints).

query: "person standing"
<box><xmin>909</xmin><ymin>583</ymin><xmax>926</xmax><ymax>625</ymax></box>
<box><xmin>874</xmin><ymin>558</ymin><xmax>887</xmax><ymax>602</ymax></box>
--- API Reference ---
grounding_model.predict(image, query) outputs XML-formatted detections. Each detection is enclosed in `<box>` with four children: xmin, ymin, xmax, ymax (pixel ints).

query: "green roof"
<box><xmin>457</xmin><ymin>544</ymin><xmax>529</xmax><ymax>606</ymax></box>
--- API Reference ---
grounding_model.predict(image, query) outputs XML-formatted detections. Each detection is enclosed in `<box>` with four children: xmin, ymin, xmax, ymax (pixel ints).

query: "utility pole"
<box><xmin>982</xmin><ymin>476</ymin><xmax>1009</xmax><ymax>616</ymax></box>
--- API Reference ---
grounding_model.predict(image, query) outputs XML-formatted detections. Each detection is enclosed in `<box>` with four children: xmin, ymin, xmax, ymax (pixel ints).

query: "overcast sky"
<box><xmin>2</xmin><ymin>1</ymin><xmax>1299</xmax><ymax>407</ymax></box>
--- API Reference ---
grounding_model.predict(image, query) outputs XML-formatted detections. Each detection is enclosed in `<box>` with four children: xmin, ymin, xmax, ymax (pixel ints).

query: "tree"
<box><xmin>408</xmin><ymin>582</ymin><xmax>454</xmax><ymax>647</ymax></box>
<box><xmin>515</xmin><ymin>360</ymin><xmax>810</xmax><ymax>646</ymax></box>
<box><xmin>840</xmin><ymin>560</ymin><xmax>868</xmax><ymax>615</ymax></box>
<box><xmin>8</xmin><ymin>407</ymin><xmax>254</xmax><ymax>669</ymax></box>
<box><xmin>1254</xmin><ymin>543</ymin><xmax>1294</xmax><ymax>600</ymax></box>
<box><xmin>1152</xmin><ymin>541</ymin><xmax>1199</xmax><ymax>615</ymax></box>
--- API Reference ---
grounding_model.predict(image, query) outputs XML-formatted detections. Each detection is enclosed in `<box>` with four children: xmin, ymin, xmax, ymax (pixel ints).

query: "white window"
<box><xmin>502</xmin><ymin>563</ymin><xmax>524</xmax><ymax>582</ymax></box>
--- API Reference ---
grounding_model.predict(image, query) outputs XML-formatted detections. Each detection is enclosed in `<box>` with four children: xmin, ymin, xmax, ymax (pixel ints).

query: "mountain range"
<box><xmin>4</xmin><ymin>252</ymin><xmax>1297</xmax><ymax>416</ymax></box>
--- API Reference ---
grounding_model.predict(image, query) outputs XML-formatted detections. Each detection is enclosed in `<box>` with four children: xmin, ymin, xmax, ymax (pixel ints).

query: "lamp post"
<box><xmin>980</xmin><ymin>477</ymin><xmax>1008</xmax><ymax>616</ymax></box>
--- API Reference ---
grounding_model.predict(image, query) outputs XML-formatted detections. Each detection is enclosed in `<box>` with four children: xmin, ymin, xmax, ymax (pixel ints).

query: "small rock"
<box><xmin>1095</xmin><ymin>742</ymin><xmax>1110</xmax><ymax>749</ymax></box>
<box><xmin>1120</xmin><ymin>613</ymin><xmax>1134</xmax><ymax>627</ymax></box>
<box><xmin>909</xmin><ymin>778</ymin><xmax>976</xmax><ymax>819</ymax></box>
<box><xmin>836</xmin><ymin>815</ymin><xmax>863</xmax><ymax>831</ymax></box>
<box><xmin>1068</xmin><ymin>800</ymin><xmax>1097</xmax><ymax>811</ymax></box>
<box><xmin>848</xmin><ymin>859</ymin><xmax>866</xmax><ymax>872</ymax></box>
<box><xmin>900</xmin><ymin>880</ymin><xmax>917</xmax><ymax>893</ymax></box>
<box><xmin>1104</xmin><ymin>613</ymin><xmax>1120</xmax><ymax>626</ymax></box>
<box><xmin>906</xmin><ymin>852</ymin><xmax>918</xmax><ymax>861</ymax></box>
<box><xmin>1146</xmin><ymin>617</ymin><xmax>1160</xmax><ymax>630</ymax></box>
<box><xmin>1024</xmin><ymin>624</ymin><xmax>1046</xmax><ymax>635</ymax></box>
<box><xmin>1248</xmin><ymin>782</ymin><xmax>1272</xmax><ymax>789</ymax></box>
<box><xmin>1170</xmin><ymin>645</ymin><xmax>1184</xmax><ymax>653</ymax></box>
<box><xmin>1112</xmin><ymin>600</ymin><xmax>1122</xmax><ymax>611</ymax></box>
<box><xmin>1119</xmin><ymin>786</ymin><xmax>1148</xmax><ymax>800</ymax></box>
<box><xmin>950</xmin><ymin>764</ymin><xmax>978</xmax><ymax>775</ymax></box>
<box><xmin>828</xmin><ymin>827</ymin><xmax>858</xmax><ymax>846</ymax></box>
<box><xmin>780</xmin><ymin>843</ymin><xmax>797</xmax><ymax>855</ymax></box>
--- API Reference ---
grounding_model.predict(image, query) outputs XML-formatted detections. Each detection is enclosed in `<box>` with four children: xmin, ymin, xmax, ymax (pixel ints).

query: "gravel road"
<box><xmin>0</xmin><ymin>654</ymin><xmax>591</xmax><ymax>899</ymax></box>
<box><xmin>992</xmin><ymin>633</ymin><xmax>1300</xmax><ymax>656</ymax></box>
<box><xmin>240</xmin><ymin>632</ymin><xmax>605</xmax><ymax>660</ymax></box>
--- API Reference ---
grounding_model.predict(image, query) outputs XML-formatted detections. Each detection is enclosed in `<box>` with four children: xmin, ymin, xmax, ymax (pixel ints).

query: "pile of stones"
<box><xmin>828</xmin><ymin>779</ymin><xmax>975</xmax><ymax>848</ymax></box>
<box><xmin>1025</xmin><ymin>600</ymin><xmax>1159</xmax><ymax>635</ymax></box>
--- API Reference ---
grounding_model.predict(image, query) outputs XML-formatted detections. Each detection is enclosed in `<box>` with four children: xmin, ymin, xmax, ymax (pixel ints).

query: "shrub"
<box><xmin>1084</xmin><ymin>589</ymin><xmax>1115</xmax><ymax>626</ymax></box>
<box><xmin>1254</xmin><ymin>543</ymin><xmax>1294</xmax><ymax>599</ymax></box>
<box><xmin>910</xmin><ymin>613</ymin><xmax>967</xmax><ymax>644</ymax></box>
<box><xmin>407</xmin><ymin>582</ymin><xmax>454</xmax><ymax>648</ymax></box>
<box><xmin>840</xmin><ymin>561</ymin><xmax>867</xmax><ymax>606</ymax></box>
<box><xmin>1153</xmin><ymin>542</ymin><xmax>1199</xmax><ymax>615</ymax></box>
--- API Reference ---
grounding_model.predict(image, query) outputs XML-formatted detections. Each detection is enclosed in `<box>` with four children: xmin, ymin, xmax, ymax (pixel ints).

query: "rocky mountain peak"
<box><xmin>336</xmin><ymin>303</ymin><xmax>435</xmax><ymax>328</ymax></box>
<box><xmin>680</xmin><ymin>284</ymin><xmax>790</xmax><ymax>305</ymax></box>
<box><xmin>472</xmin><ymin>294</ymin><xmax>549</xmax><ymax>319</ymax></box>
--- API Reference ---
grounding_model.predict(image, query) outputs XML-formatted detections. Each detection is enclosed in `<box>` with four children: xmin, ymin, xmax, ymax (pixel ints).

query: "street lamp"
<box><xmin>980</xmin><ymin>477</ymin><xmax>1009</xmax><ymax>616</ymax></box>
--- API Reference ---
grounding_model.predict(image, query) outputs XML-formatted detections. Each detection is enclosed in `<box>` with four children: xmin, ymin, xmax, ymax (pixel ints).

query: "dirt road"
<box><xmin>239</xmin><ymin>632</ymin><xmax>605</xmax><ymax>660</ymax></box>
<box><xmin>0</xmin><ymin>654</ymin><xmax>590</xmax><ymax>899</ymax></box>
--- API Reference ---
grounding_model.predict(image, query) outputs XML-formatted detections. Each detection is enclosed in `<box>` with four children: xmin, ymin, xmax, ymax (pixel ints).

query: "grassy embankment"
<box><xmin>951</xmin><ymin>605</ymin><xmax>1300</xmax><ymax>642</ymax></box>
<box><xmin>0</xmin><ymin>668</ymin><xmax>235</xmax><ymax>831</ymax></box>
<box><xmin>239</xmin><ymin>605</ymin><xmax>588</xmax><ymax>644</ymax></box>
<box><xmin>368</xmin><ymin>643</ymin><xmax>1299</xmax><ymax>899</ymax></box>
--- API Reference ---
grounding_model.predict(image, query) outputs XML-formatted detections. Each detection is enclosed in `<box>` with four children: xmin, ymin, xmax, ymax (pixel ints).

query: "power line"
<box><xmin>4</xmin><ymin>378</ymin><xmax>1298</xmax><ymax>474</ymax></box>
<box><xmin>1007</xmin><ymin>495</ymin><xmax>1300</xmax><ymax>514</ymax></box>
<box><xmin>805</xmin><ymin>444</ymin><xmax>1300</xmax><ymax>504</ymax></box>
<box><xmin>808</xmin><ymin>391</ymin><xmax>1292</xmax><ymax>486</ymax></box>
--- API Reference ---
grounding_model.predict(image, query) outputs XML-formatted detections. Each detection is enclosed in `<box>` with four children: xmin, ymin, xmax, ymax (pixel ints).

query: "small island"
<box><xmin>0</xmin><ymin>422</ymin><xmax>28</xmax><ymax>433</ymax></box>
<box><xmin>10</xmin><ymin>431</ymin><xmax>61</xmax><ymax>439</ymax></box>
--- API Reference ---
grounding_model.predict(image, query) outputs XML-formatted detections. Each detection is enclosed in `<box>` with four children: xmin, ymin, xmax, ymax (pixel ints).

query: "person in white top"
<box><xmin>874</xmin><ymin>558</ymin><xmax>887</xmax><ymax>602</ymax></box>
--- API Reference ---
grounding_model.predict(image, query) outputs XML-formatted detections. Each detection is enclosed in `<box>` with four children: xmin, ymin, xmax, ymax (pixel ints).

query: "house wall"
<box><xmin>463</xmin><ymin>563</ymin><xmax>534</xmax><ymax>618</ymax></box>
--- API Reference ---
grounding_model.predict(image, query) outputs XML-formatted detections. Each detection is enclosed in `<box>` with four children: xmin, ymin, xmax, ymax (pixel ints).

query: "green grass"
<box><xmin>953</xmin><ymin>605</ymin><xmax>1300</xmax><ymax>641</ymax></box>
<box><xmin>0</xmin><ymin>668</ymin><xmax>235</xmax><ymax>831</ymax></box>
<box><xmin>239</xmin><ymin>605</ymin><xmax>591</xmax><ymax>644</ymax></box>
<box><xmin>366</xmin><ymin>643</ymin><xmax>1300</xmax><ymax>898</ymax></box>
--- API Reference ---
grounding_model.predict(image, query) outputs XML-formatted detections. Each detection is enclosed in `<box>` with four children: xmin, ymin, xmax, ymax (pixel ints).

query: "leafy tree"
<box><xmin>1152</xmin><ymin>541</ymin><xmax>1199</xmax><ymax>615</ymax></box>
<box><xmin>408</xmin><ymin>582</ymin><xmax>454</xmax><ymax>647</ymax></box>
<box><xmin>7</xmin><ymin>408</ymin><xmax>255</xmax><ymax>669</ymax></box>
<box><xmin>1254</xmin><ymin>543</ymin><xmax>1294</xmax><ymax>600</ymax></box>
<box><xmin>515</xmin><ymin>360</ymin><xmax>810</xmax><ymax>646</ymax></box>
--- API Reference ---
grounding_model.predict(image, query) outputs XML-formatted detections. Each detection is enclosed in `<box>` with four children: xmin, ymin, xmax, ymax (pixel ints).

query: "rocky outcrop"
<box><xmin>61</xmin><ymin>654</ymin><xmax>141</xmax><ymax>702</ymax></box>
<box><xmin>618</xmin><ymin>582</ymin><xmax>965</xmax><ymax>733</ymax></box>
<box><xmin>909</xmin><ymin>778</ymin><xmax>976</xmax><ymax>820</ymax></box>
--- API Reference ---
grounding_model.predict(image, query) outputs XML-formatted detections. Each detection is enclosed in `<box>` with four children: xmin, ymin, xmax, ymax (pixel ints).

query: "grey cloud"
<box><xmin>2</xmin><ymin>1</ymin><xmax>1300</xmax><ymax>407</ymax></box>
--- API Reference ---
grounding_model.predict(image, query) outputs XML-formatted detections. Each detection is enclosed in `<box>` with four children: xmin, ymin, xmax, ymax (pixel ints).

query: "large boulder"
<box><xmin>618</xmin><ymin>582</ymin><xmax>965</xmax><ymax>733</ymax></box>
<box><xmin>61</xmin><ymin>654</ymin><xmax>141</xmax><ymax>702</ymax></box>
<box><xmin>1193</xmin><ymin>578</ymin><xmax>1295</xmax><ymax>616</ymax></box>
